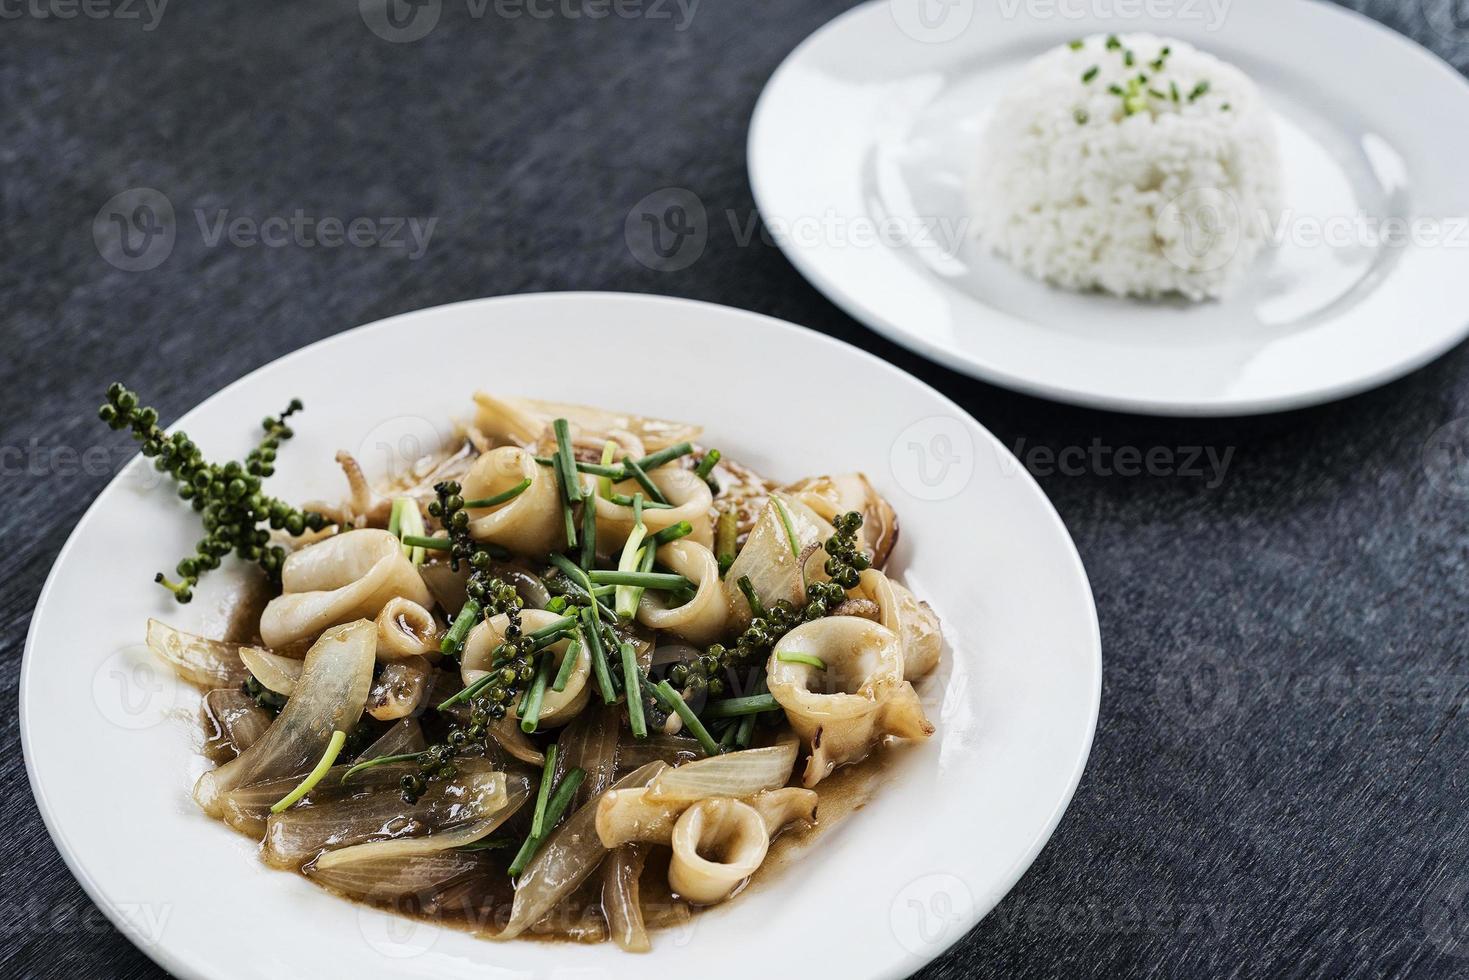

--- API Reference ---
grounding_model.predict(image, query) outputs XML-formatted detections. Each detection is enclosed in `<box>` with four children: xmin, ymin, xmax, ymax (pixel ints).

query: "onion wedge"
<box><xmin>643</xmin><ymin>741</ymin><xmax>797</xmax><ymax>803</ymax></box>
<box><xmin>498</xmin><ymin>761</ymin><xmax>667</xmax><ymax>940</ymax></box>
<box><xmin>146</xmin><ymin>618</ymin><xmax>249</xmax><ymax>688</ymax></box>
<box><xmin>602</xmin><ymin>844</ymin><xmax>651</xmax><ymax>953</ymax></box>
<box><xmin>239</xmin><ymin>646</ymin><xmax>302</xmax><ymax>696</ymax></box>
<box><xmin>309</xmin><ymin>849</ymin><xmax>493</xmax><ymax>903</ymax></box>
<box><xmin>193</xmin><ymin>620</ymin><xmax>376</xmax><ymax>818</ymax></box>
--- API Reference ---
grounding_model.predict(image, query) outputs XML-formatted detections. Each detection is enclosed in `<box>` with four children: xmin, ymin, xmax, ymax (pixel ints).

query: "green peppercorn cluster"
<box><xmin>98</xmin><ymin>383</ymin><xmax>326</xmax><ymax>602</ymax></box>
<box><xmin>399</xmin><ymin>698</ymin><xmax>494</xmax><ymax>803</ymax></box>
<box><xmin>244</xmin><ymin>675</ymin><xmax>288</xmax><ymax>715</ymax></box>
<box><xmin>671</xmin><ymin>511</ymin><xmax>869</xmax><ymax>698</ymax></box>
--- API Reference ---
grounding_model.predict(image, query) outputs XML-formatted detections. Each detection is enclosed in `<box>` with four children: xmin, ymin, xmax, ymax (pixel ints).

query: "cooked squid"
<box><xmin>374</xmin><ymin>597</ymin><xmax>439</xmax><ymax>659</ymax></box>
<box><xmin>473</xmin><ymin>392</ymin><xmax>701</xmax><ymax>454</ymax></box>
<box><xmin>260</xmin><ymin>530</ymin><xmax>433</xmax><ymax>648</ymax></box>
<box><xmin>463</xmin><ymin>610</ymin><xmax>590</xmax><ymax>729</ymax></box>
<box><xmin>636</xmin><ymin>541</ymin><xmax>731</xmax><ymax>645</ymax></box>
<box><xmin>784</xmin><ymin>473</ymin><xmax>899</xmax><ymax>568</ymax></box>
<box><xmin>765</xmin><ymin>616</ymin><xmax>934</xmax><ymax>787</ymax></box>
<box><xmin>461</xmin><ymin>446</ymin><xmax>565</xmax><ymax>556</ymax></box>
<box><xmin>584</xmin><ymin>466</ymin><xmax>714</xmax><ymax>552</ymax></box>
<box><xmin>850</xmin><ymin>569</ymin><xmax>943</xmax><ymax>680</ymax></box>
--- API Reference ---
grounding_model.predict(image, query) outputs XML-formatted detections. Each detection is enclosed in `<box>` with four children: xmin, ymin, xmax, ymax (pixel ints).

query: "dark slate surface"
<box><xmin>5</xmin><ymin>0</ymin><xmax>1469</xmax><ymax>977</ymax></box>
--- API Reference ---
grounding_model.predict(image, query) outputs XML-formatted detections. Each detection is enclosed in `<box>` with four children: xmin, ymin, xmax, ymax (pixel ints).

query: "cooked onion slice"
<box><xmin>783</xmin><ymin>473</ymin><xmax>899</xmax><ymax>568</ymax></box>
<box><xmin>260</xmin><ymin>530</ymin><xmax>433</xmax><ymax>649</ymax></box>
<box><xmin>360</xmin><ymin>717</ymin><xmax>428</xmax><ymax>760</ymax></box>
<box><xmin>643</xmin><ymin>741</ymin><xmax>796</xmax><ymax>804</ymax></box>
<box><xmin>193</xmin><ymin>621</ymin><xmax>377</xmax><ymax>817</ymax></box>
<box><xmin>766</xmin><ymin>616</ymin><xmax>934</xmax><ymax>787</ymax></box>
<box><xmin>668</xmin><ymin>799</ymin><xmax>769</xmax><ymax>906</ymax></box>
<box><xmin>146</xmin><ymin>618</ymin><xmax>249</xmax><ymax>688</ymax></box>
<box><xmin>202</xmin><ymin>688</ymin><xmax>271</xmax><ymax>759</ymax></box>
<box><xmin>616</xmin><ymin>733</ymin><xmax>703</xmax><ymax>773</ymax></box>
<box><xmin>220</xmin><ymin>761</ymin><xmax>416</xmax><ymax>837</ymax></box>
<box><xmin>722</xmin><ymin>494</ymin><xmax>831</xmax><ymax>626</ymax></box>
<box><xmin>603</xmin><ymin>844</ymin><xmax>651</xmax><ymax>953</ymax></box>
<box><xmin>309</xmin><ymin>849</ymin><xmax>492</xmax><ymax>903</ymax></box>
<box><xmin>473</xmin><ymin>392</ymin><xmax>701</xmax><ymax>453</ymax></box>
<box><xmin>239</xmin><ymin>646</ymin><xmax>302</xmax><ymax>696</ymax></box>
<box><xmin>265</xmin><ymin>764</ymin><xmax>512</xmax><ymax>869</ymax></box>
<box><xmin>554</xmin><ymin>703</ymin><xmax>621</xmax><ymax>809</ymax></box>
<box><xmin>498</xmin><ymin>761</ymin><xmax>667</xmax><ymax>940</ymax></box>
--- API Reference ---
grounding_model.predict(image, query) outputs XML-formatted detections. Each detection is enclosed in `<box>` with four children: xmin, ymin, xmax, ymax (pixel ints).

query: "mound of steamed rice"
<box><xmin>969</xmin><ymin>34</ymin><xmax>1281</xmax><ymax>301</ymax></box>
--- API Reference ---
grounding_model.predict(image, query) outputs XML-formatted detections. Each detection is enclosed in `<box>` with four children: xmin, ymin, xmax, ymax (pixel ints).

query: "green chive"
<box><xmin>1123</xmin><ymin>50</ymin><xmax>1134</xmax><ymax>67</ymax></box>
<box><xmin>387</xmin><ymin>497</ymin><xmax>406</xmax><ymax>539</ymax></box>
<box><xmin>703</xmin><ymin>693</ymin><xmax>781</xmax><ymax>719</ymax></box>
<box><xmin>1074</xmin><ymin>108</ymin><xmax>1089</xmax><ymax>125</ymax></box>
<box><xmin>519</xmin><ymin>651</ymin><xmax>554</xmax><ymax>733</ymax></box>
<box><xmin>530</xmin><ymin>744</ymin><xmax>558</xmax><ymax>838</ymax></box>
<box><xmin>632</xmin><ymin>441</ymin><xmax>693</xmax><ymax>473</ymax></box>
<box><xmin>440</xmin><ymin>598</ymin><xmax>481</xmax><ymax>656</ymax></box>
<box><xmin>552</xmin><ymin>419</ymin><xmax>582</xmax><ymax>504</ymax></box>
<box><xmin>580</xmin><ymin>491</ymin><xmax>597</xmax><ymax>569</ymax></box>
<box><xmin>1170</xmin><ymin>81</ymin><xmax>1180</xmax><ymax>103</ymax></box>
<box><xmin>776</xmin><ymin>650</ymin><xmax>826</xmax><ymax>670</ymax></box>
<box><xmin>646</xmin><ymin>520</ymin><xmax>694</xmax><ymax>549</ymax></box>
<box><xmin>653</xmin><ymin>680</ymin><xmax>719</xmax><ymax>756</ymax></box>
<box><xmin>716</xmin><ymin>508</ymin><xmax>737</xmax><ymax>575</ymax></box>
<box><xmin>771</xmin><ymin>495</ymin><xmax>801</xmax><ymax>559</ymax></box>
<box><xmin>339</xmin><ymin>752</ymin><xmax>421</xmax><ymax>785</ymax></box>
<box><xmin>534</xmin><ymin>455</ymin><xmax>625</xmax><ymax>479</ymax></box>
<box><xmin>621</xmin><ymin>642</ymin><xmax>647</xmax><ymax>739</ymax></box>
<box><xmin>462</xmin><ymin>478</ymin><xmax>532</xmax><ymax>509</ymax></box>
<box><xmin>597</xmin><ymin>440</ymin><xmax>618</xmax><ymax>498</ymax></box>
<box><xmin>607</xmin><ymin>493</ymin><xmax>674</xmax><ymax>509</ymax></box>
<box><xmin>589</xmin><ymin>570</ymin><xmax>692</xmax><ymax>591</ymax></box>
<box><xmin>1188</xmin><ymin>80</ymin><xmax>1210</xmax><ymax>102</ymax></box>
<box><xmin>1068</xmin><ymin>38</ymin><xmax>1084</xmax><ymax>50</ymax></box>
<box><xmin>581</xmin><ymin>607</ymin><xmax>616</xmax><ymax>704</ymax></box>
<box><xmin>270</xmin><ymin>730</ymin><xmax>346</xmax><ymax>813</ymax></box>
<box><xmin>621</xmin><ymin>456</ymin><xmax>668</xmax><ymax>506</ymax></box>
<box><xmin>508</xmin><ymin>767</ymin><xmax>584</xmax><ymax>877</ymax></box>
<box><xmin>737</xmin><ymin>575</ymin><xmax>766</xmax><ymax>619</ymax></box>
<box><xmin>401</xmin><ymin>534</ymin><xmax>451</xmax><ymax>551</ymax></box>
<box><xmin>553</xmin><ymin>638</ymin><xmax>581</xmax><ymax>693</ymax></box>
<box><xmin>1082</xmin><ymin>65</ymin><xmax>1099</xmax><ymax>83</ymax></box>
<box><xmin>1105</xmin><ymin>34</ymin><xmax>1120</xmax><ymax>50</ymax></box>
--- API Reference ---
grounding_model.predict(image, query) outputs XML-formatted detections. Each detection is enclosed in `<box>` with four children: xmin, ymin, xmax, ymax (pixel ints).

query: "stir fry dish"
<box><xmin>100</xmin><ymin>384</ymin><xmax>944</xmax><ymax>949</ymax></box>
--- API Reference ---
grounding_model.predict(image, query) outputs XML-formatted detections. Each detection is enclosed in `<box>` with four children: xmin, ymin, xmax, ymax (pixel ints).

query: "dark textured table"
<box><xmin>5</xmin><ymin>1</ymin><xmax>1469</xmax><ymax>976</ymax></box>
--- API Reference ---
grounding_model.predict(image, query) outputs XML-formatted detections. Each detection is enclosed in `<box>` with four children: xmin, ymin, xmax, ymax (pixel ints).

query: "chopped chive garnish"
<box><xmin>553</xmin><ymin>638</ymin><xmax>581</xmax><ymax>693</ymax></box>
<box><xmin>1188</xmin><ymin>80</ymin><xmax>1210</xmax><ymax>102</ymax></box>
<box><xmin>777</xmin><ymin>650</ymin><xmax>827</xmax><ymax>670</ymax></box>
<box><xmin>1074</xmin><ymin>108</ymin><xmax>1089</xmax><ymax>125</ymax></box>
<box><xmin>457</xmin><ymin>838</ymin><xmax>515</xmax><ymax>852</ymax></box>
<box><xmin>1068</xmin><ymin>38</ymin><xmax>1084</xmax><ymax>50</ymax></box>
<box><xmin>530</xmin><ymin>744</ymin><xmax>558</xmax><ymax>838</ymax></box>
<box><xmin>1148</xmin><ymin>88</ymin><xmax>1166</xmax><ymax>100</ymax></box>
<box><xmin>402</xmin><ymin>534</ymin><xmax>451</xmax><ymax>551</ymax></box>
<box><xmin>440</xmin><ymin>598</ymin><xmax>482</xmax><ymax>657</ymax></box>
<box><xmin>387</xmin><ymin>496</ymin><xmax>405</xmax><ymax>539</ymax></box>
<box><xmin>509</xmin><ymin>767</ymin><xmax>585</xmax><ymax>876</ymax></box>
<box><xmin>716</xmin><ymin>508</ymin><xmax>737</xmax><ymax>576</ymax></box>
<box><xmin>632</xmin><ymin>441</ymin><xmax>694</xmax><ymax>473</ymax></box>
<box><xmin>534</xmin><ymin>455</ymin><xmax>625</xmax><ymax>479</ymax></box>
<box><xmin>607</xmin><ymin>493</ymin><xmax>674</xmax><ymax>509</ymax></box>
<box><xmin>1123</xmin><ymin>50</ymin><xmax>1134</xmax><ymax>67</ymax></box>
<box><xmin>735</xmin><ymin>711</ymin><xmax>757</xmax><ymax>749</ymax></box>
<box><xmin>1105</xmin><ymin>34</ymin><xmax>1120</xmax><ymax>50</ymax></box>
<box><xmin>1082</xmin><ymin>65</ymin><xmax>1099</xmax><ymax>83</ymax></box>
<box><xmin>580</xmin><ymin>491</ymin><xmax>597</xmax><ymax>569</ymax></box>
<box><xmin>771</xmin><ymin>495</ymin><xmax>801</xmax><ymax>559</ymax></box>
<box><xmin>718</xmin><ymin>719</ymin><xmax>740</xmax><ymax>749</ymax></box>
<box><xmin>653</xmin><ymin>680</ymin><xmax>720</xmax><ymax>756</ymax></box>
<box><xmin>589</xmin><ymin>570</ymin><xmax>692</xmax><ymax>590</ymax></box>
<box><xmin>581</xmin><ymin>607</ymin><xmax>616</xmax><ymax>704</ymax></box>
<box><xmin>1108</xmin><ymin>84</ymin><xmax>1124</xmax><ymax>96</ymax></box>
<box><xmin>270</xmin><ymin>730</ymin><xmax>347</xmax><ymax>813</ymax></box>
<box><xmin>1221</xmin><ymin>103</ymin><xmax>1231</xmax><ymax>111</ymax></box>
<box><xmin>1150</xmin><ymin>58</ymin><xmax>1165</xmax><ymax>71</ymax></box>
<box><xmin>528</xmin><ymin>615</ymin><xmax>578</xmax><ymax>642</ymax></box>
<box><xmin>703</xmin><ymin>693</ymin><xmax>781</xmax><ymax>719</ymax></box>
<box><xmin>737</xmin><ymin>575</ymin><xmax>766</xmax><ymax>619</ymax></box>
<box><xmin>622</xmin><ymin>456</ymin><xmax>668</xmax><ymax>506</ymax></box>
<box><xmin>621</xmin><ymin>643</ymin><xmax>647</xmax><ymax>739</ymax></box>
<box><xmin>552</xmin><ymin>419</ymin><xmax>582</xmax><ymax>504</ymax></box>
<box><xmin>597</xmin><ymin>440</ymin><xmax>618</xmax><ymax>498</ymax></box>
<box><xmin>694</xmin><ymin>449</ymin><xmax>721</xmax><ymax>493</ymax></box>
<box><xmin>519</xmin><ymin>651</ymin><xmax>554</xmax><ymax>733</ymax></box>
<box><xmin>462</xmin><ymin>478</ymin><xmax>532</xmax><ymax>509</ymax></box>
<box><xmin>646</xmin><ymin>521</ymin><xmax>694</xmax><ymax>549</ymax></box>
<box><xmin>1170</xmin><ymin>81</ymin><xmax>1180</xmax><ymax>103</ymax></box>
<box><xmin>340</xmin><ymin>752</ymin><xmax>421</xmax><ymax>784</ymax></box>
<box><xmin>549</xmin><ymin>552</ymin><xmax>594</xmax><ymax>593</ymax></box>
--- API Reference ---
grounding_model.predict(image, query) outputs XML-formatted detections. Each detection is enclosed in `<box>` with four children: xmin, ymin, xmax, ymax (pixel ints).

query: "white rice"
<box><xmin>969</xmin><ymin>34</ymin><xmax>1281</xmax><ymax>301</ymax></box>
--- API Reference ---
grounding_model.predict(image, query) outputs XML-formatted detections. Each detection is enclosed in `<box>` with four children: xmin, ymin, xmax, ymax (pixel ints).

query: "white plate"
<box><xmin>21</xmin><ymin>293</ymin><xmax>1100</xmax><ymax>979</ymax></box>
<box><xmin>749</xmin><ymin>0</ymin><xmax>1469</xmax><ymax>415</ymax></box>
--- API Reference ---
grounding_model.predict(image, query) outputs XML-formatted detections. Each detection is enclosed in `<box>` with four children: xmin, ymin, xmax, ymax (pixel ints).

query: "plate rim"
<box><xmin>747</xmin><ymin>0</ymin><xmax>1469</xmax><ymax>417</ymax></box>
<box><xmin>21</xmin><ymin>291</ymin><xmax>1102</xmax><ymax>979</ymax></box>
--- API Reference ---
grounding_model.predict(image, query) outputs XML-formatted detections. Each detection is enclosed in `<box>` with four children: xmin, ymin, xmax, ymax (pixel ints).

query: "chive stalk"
<box><xmin>621</xmin><ymin>642</ymin><xmax>647</xmax><ymax>738</ymax></box>
<box><xmin>646</xmin><ymin>520</ymin><xmax>693</xmax><ymax>549</ymax></box>
<box><xmin>632</xmin><ymin>441</ymin><xmax>693</xmax><ymax>472</ymax></box>
<box><xmin>703</xmin><ymin>692</ymin><xmax>781</xmax><ymax>718</ymax></box>
<box><xmin>580</xmin><ymin>490</ymin><xmax>597</xmax><ymax>569</ymax></box>
<box><xmin>441</xmin><ymin>598</ymin><xmax>482</xmax><ymax>656</ymax></box>
<box><xmin>621</xmin><ymin>455</ymin><xmax>668</xmax><ymax>505</ymax></box>
<box><xmin>553</xmin><ymin>638</ymin><xmax>581</xmax><ymax>693</ymax></box>
<box><xmin>614</xmin><ymin>516</ymin><xmax>648</xmax><ymax>620</ymax></box>
<box><xmin>530</xmin><ymin>744</ymin><xmax>558</xmax><ymax>838</ymax></box>
<box><xmin>777</xmin><ymin>650</ymin><xmax>826</xmax><ymax>670</ymax></box>
<box><xmin>534</xmin><ymin>455</ymin><xmax>625</xmax><ymax>479</ymax></box>
<box><xmin>462</xmin><ymin>478</ymin><xmax>532</xmax><ymax>509</ymax></box>
<box><xmin>771</xmin><ymin>495</ymin><xmax>801</xmax><ymax>559</ymax></box>
<box><xmin>402</xmin><ymin>534</ymin><xmax>451</xmax><ymax>551</ymax></box>
<box><xmin>581</xmin><ymin>606</ymin><xmax>617</xmax><ymax>703</ymax></box>
<box><xmin>340</xmin><ymin>752</ymin><xmax>422</xmax><ymax>784</ymax></box>
<box><xmin>271</xmin><ymin>730</ymin><xmax>347</xmax><ymax>813</ymax></box>
<box><xmin>597</xmin><ymin>440</ymin><xmax>618</xmax><ymax>498</ymax></box>
<box><xmin>508</xmin><ymin>767</ymin><xmax>585</xmax><ymax>876</ymax></box>
<box><xmin>716</xmin><ymin>508</ymin><xmax>737</xmax><ymax>575</ymax></box>
<box><xmin>589</xmin><ymin>570</ymin><xmax>692</xmax><ymax>591</ymax></box>
<box><xmin>519</xmin><ymin>651</ymin><xmax>554</xmax><ymax>733</ymax></box>
<box><xmin>736</xmin><ymin>575</ymin><xmax>766</xmax><ymax>619</ymax></box>
<box><xmin>653</xmin><ymin>680</ymin><xmax>720</xmax><ymax>756</ymax></box>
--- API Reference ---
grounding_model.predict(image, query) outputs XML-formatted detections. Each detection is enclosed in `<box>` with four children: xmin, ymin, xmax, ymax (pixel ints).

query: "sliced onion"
<box><xmin>193</xmin><ymin>620</ymin><xmax>377</xmax><ymax>818</ymax></box>
<box><xmin>721</xmin><ymin>495</ymin><xmax>832</xmax><ymax>626</ymax></box>
<box><xmin>202</xmin><ymin>688</ymin><xmax>271</xmax><ymax>760</ymax></box>
<box><xmin>280</xmin><ymin>767</ymin><xmax>521</xmax><ymax>871</ymax></box>
<box><xmin>418</xmin><ymin>561</ymin><xmax>469</xmax><ymax>614</ymax></box>
<box><xmin>309</xmin><ymin>849</ymin><xmax>492</xmax><ymax>903</ymax></box>
<box><xmin>617</xmin><ymin>734</ymin><xmax>703</xmax><ymax>773</ymax></box>
<box><xmin>489</xmin><ymin>715</ymin><xmax>545</xmax><ymax>766</ymax></box>
<box><xmin>644</xmin><ymin>741</ymin><xmax>797</xmax><ymax>804</ymax></box>
<box><xmin>603</xmin><ymin>844</ymin><xmax>651</xmax><ymax>952</ymax></box>
<box><xmin>366</xmin><ymin>656</ymin><xmax>432</xmax><ymax>721</ymax></box>
<box><xmin>146</xmin><ymin>618</ymin><xmax>249</xmax><ymax>688</ymax></box>
<box><xmin>499</xmin><ymin>761</ymin><xmax>667</xmax><ymax>939</ymax></box>
<box><xmin>220</xmin><ymin>761</ymin><xmax>416</xmax><ymax>837</ymax></box>
<box><xmin>239</xmin><ymin>646</ymin><xmax>302</xmax><ymax>696</ymax></box>
<box><xmin>554</xmin><ymin>702</ymin><xmax>620</xmax><ymax>810</ymax></box>
<box><xmin>595</xmin><ymin>788</ymin><xmax>684</xmax><ymax>847</ymax></box>
<box><xmin>473</xmin><ymin>392</ymin><xmax>701</xmax><ymax>453</ymax></box>
<box><xmin>358</xmin><ymin>717</ymin><xmax>427</xmax><ymax>760</ymax></box>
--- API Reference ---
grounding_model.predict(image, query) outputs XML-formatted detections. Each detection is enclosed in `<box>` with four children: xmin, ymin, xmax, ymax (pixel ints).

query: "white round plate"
<box><xmin>22</xmin><ymin>293</ymin><xmax>1100</xmax><ymax>979</ymax></box>
<box><xmin>749</xmin><ymin>0</ymin><xmax>1469</xmax><ymax>415</ymax></box>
